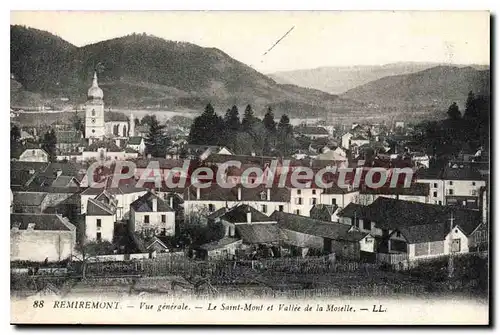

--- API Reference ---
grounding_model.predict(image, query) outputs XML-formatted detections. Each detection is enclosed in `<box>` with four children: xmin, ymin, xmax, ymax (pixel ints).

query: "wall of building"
<box><xmin>330</xmin><ymin>239</ymin><xmax>360</xmax><ymax>260</ymax></box>
<box><xmin>129</xmin><ymin>208</ymin><xmax>175</xmax><ymax>236</ymax></box>
<box><xmin>85</xmin><ymin>215</ymin><xmax>115</xmax><ymax>242</ymax></box>
<box><xmin>281</xmin><ymin>229</ymin><xmax>324</xmax><ymax>249</ymax></box>
<box><xmin>11</xmin><ymin>229</ymin><xmax>76</xmax><ymax>262</ymax></box>
<box><xmin>289</xmin><ymin>188</ymin><xmax>323</xmax><ymax>216</ymax></box>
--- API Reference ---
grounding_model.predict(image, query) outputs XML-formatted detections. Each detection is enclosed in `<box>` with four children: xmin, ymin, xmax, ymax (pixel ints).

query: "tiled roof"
<box><xmin>130</xmin><ymin>191</ymin><xmax>174</xmax><ymax>212</ymax></box>
<box><xmin>236</xmin><ymin>224</ymin><xmax>284</xmax><ymax>244</ymax></box>
<box><xmin>360</xmin><ymin>183</ymin><xmax>429</xmax><ymax>196</ymax></box>
<box><xmin>127</xmin><ymin>137</ymin><xmax>144</xmax><ymax>145</ymax></box>
<box><xmin>296</xmin><ymin>126</ymin><xmax>329</xmax><ymax>135</ymax></box>
<box><xmin>132</xmin><ymin>158</ymin><xmax>185</xmax><ymax>169</ymax></box>
<box><xmin>11</xmin><ymin>213</ymin><xmax>75</xmax><ymax>231</ymax></box>
<box><xmin>221</xmin><ymin>205</ymin><xmax>273</xmax><ymax>224</ymax></box>
<box><xmin>184</xmin><ymin>185</ymin><xmax>290</xmax><ymax>203</ymax></box>
<box><xmin>86</xmin><ymin>140</ymin><xmax>122</xmax><ymax>152</ymax></box>
<box><xmin>355</xmin><ymin>197</ymin><xmax>481</xmax><ymax>235</ymax></box>
<box><xmin>207</xmin><ymin>207</ymin><xmax>228</xmax><ymax>220</ymax></box>
<box><xmin>271</xmin><ymin>211</ymin><xmax>362</xmax><ymax>241</ymax></box>
<box><xmin>416</xmin><ymin>167</ymin><xmax>483</xmax><ymax>181</ymax></box>
<box><xmin>87</xmin><ymin>198</ymin><xmax>116</xmax><ymax>216</ymax></box>
<box><xmin>13</xmin><ymin>191</ymin><xmax>48</xmax><ymax>206</ymax></box>
<box><xmin>310</xmin><ymin>204</ymin><xmax>338</xmax><ymax>220</ymax></box>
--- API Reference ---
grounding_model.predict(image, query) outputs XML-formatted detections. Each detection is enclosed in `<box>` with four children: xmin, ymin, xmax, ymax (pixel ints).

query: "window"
<box><xmin>332</xmin><ymin>198</ymin><xmax>337</xmax><ymax>205</ymax></box>
<box><xmin>433</xmin><ymin>191</ymin><xmax>438</xmax><ymax>197</ymax></box>
<box><xmin>260</xmin><ymin>192</ymin><xmax>267</xmax><ymax>200</ymax></box>
<box><xmin>295</xmin><ymin>209</ymin><xmax>301</xmax><ymax>215</ymax></box>
<box><xmin>449</xmin><ymin>189</ymin><xmax>454</xmax><ymax>195</ymax></box>
<box><xmin>278</xmin><ymin>205</ymin><xmax>284</xmax><ymax>212</ymax></box>
<box><xmin>295</xmin><ymin>198</ymin><xmax>303</xmax><ymax>205</ymax></box>
<box><xmin>451</xmin><ymin>239</ymin><xmax>461</xmax><ymax>252</ymax></box>
<box><xmin>144</xmin><ymin>215</ymin><xmax>150</xmax><ymax>224</ymax></box>
<box><xmin>96</xmin><ymin>232</ymin><xmax>102</xmax><ymax>241</ymax></box>
<box><xmin>92</xmin><ymin>129</ymin><xmax>95</xmax><ymax>133</ymax></box>
<box><xmin>96</xmin><ymin>219</ymin><xmax>101</xmax><ymax>228</ymax></box>
<box><xmin>161</xmin><ymin>215</ymin><xmax>166</xmax><ymax>223</ymax></box>
<box><xmin>208</xmin><ymin>204</ymin><xmax>215</xmax><ymax>212</ymax></box>
<box><xmin>297</xmin><ymin>189</ymin><xmax>301</xmax><ymax>195</ymax></box>
<box><xmin>472</xmin><ymin>182</ymin><xmax>476</xmax><ymax>186</ymax></box>
<box><xmin>449</xmin><ymin>181</ymin><xmax>453</xmax><ymax>186</ymax></box>
<box><xmin>312</xmin><ymin>190</ymin><xmax>316</xmax><ymax>195</ymax></box>
<box><xmin>438</xmin><ymin>201</ymin><xmax>443</xmax><ymax>205</ymax></box>
<box><xmin>363</xmin><ymin>220</ymin><xmax>371</xmax><ymax>230</ymax></box>
<box><xmin>433</xmin><ymin>183</ymin><xmax>438</xmax><ymax>188</ymax></box>
<box><xmin>261</xmin><ymin>205</ymin><xmax>267</xmax><ymax>213</ymax></box>
<box><xmin>91</xmin><ymin>109</ymin><xmax>95</xmax><ymax>116</ymax></box>
<box><xmin>310</xmin><ymin>198</ymin><xmax>317</xmax><ymax>205</ymax></box>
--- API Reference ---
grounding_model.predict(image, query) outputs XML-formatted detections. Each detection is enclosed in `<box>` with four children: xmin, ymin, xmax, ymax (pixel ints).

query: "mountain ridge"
<box><xmin>10</xmin><ymin>25</ymin><xmax>361</xmax><ymax>117</ymax></box>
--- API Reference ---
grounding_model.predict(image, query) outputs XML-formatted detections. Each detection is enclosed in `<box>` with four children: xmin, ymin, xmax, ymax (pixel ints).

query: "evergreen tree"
<box><xmin>224</xmin><ymin>105</ymin><xmax>240</xmax><ymax>132</ymax></box>
<box><xmin>10</xmin><ymin>124</ymin><xmax>22</xmax><ymax>159</ymax></box>
<box><xmin>464</xmin><ymin>91</ymin><xmax>477</xmax><ymax>120</ymax></box>
<box><xmin>447</xmin><ymin>102</ymin><xmax>461</xmax><ymax>120</ymax></box>
<box><xmin>134</xmin><ymin>117</ymin><xmax>140</xmax><ymax>127</ymax></box>
<box><xmin>145</xmin><ymin>115</ymin><xmax>170</xmax><ymax>157</ymax></box>
<box><xmin>277</xmin><ymin>114</ymin><xmax>293</xmax><ymax>136</ymax></box>
<box><xmin>263</xmin><ymin>107</ymin><xmax>276</xmax><ymax>133</ymax></box>
<box><xmin>241</xmin><ymin>104</ymin><xmax>255</xmax><ymax>131</ymax></box>
<box><xmin>188</xmin><ymin>103</ymin><xmax>225</xmax><ymax>146</ymax></box>
<box><xmin>41</xmin><ymin>129</ymin><xmax>57</xmax><ymax>162</ymax></box>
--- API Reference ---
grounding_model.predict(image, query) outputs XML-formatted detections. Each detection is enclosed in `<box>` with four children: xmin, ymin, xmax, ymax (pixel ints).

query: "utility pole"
<box><xmin>448</xmin><ymin>212</ymin><xmax>455</xmax><ymax>278</ymax></box>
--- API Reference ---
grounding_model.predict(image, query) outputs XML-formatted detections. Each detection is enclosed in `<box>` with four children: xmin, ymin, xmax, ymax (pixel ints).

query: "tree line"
<box><xmin>413</xmin><ymin>91</ymin><xmax>490</xmax><ymax>167</ymax></box>
<box><xmin>188</xmin><ymin>103</ymin><xmax>297</xmax><ymax>156</ymax></box>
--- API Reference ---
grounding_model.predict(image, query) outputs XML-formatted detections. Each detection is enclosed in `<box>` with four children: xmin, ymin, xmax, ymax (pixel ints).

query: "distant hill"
<box><xmin>269</xmin><ymin>62</ymin><xmax>489</xmax><ymax>95</ymax></box>
<box><xmin>341</xmin><ymin>66</ymin><xmax>490</xmax><ymax>110</ymax></box>
<box><xmin>10</xmin><ymin>25</ymin><xmax>362</xmax><ymax>117</ymax></box>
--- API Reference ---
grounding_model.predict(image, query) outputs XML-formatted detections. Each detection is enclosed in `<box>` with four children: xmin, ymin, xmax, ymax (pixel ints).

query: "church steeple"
<box><xmin>87</xmin><ymin>71</ymin><xmax>104</xmax><ymax>100</ymax></box>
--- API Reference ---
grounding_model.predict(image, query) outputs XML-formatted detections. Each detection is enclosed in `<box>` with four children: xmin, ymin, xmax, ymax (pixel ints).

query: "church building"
<box><xmin>84</xmin><ymin>72</ymin><xmax>135</xmax><ymax>145</ymax></box>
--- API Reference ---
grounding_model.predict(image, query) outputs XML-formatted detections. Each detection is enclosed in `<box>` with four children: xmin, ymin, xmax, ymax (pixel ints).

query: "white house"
<box><xmin>341</xmin><ymin>132</ymin><xmax>353</xmax><ymax>150</ymax></box>
<box><xmin>19</xmin><ymin>148</ymin><xmax>49</xmax><ymax>163</ymax></box>
<box><xmin>127</xmin><ymin>137</ymin><xmax>146</xmax><ymax>155</ymax></box>
<box><xmin>85</xmin><ymin>197</ymin><xmax>117</xmax><ymax>242</ymax></box>
<box><xmin>416</xmin><ymin>167</ymin><xmax>486</xmax><ymax>208</ymax></box>
<box><xmin>129</xmin><ymin>191</ymin><xmax>176</xmax><ymax>236</ymax></box>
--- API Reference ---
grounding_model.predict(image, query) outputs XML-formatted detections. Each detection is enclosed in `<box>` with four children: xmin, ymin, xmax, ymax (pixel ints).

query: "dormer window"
<box><xmin>27</xmin><ymin>223</ymin><xmax>36</xmax><ymax>230</ymax></box>
<box><xmin>260</xmin><ymin>191</ymin><xmax>267</xmax><ymax>201</ymax></box>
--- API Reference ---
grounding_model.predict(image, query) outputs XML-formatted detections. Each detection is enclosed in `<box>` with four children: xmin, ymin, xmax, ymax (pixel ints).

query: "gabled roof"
<box><xmin>207</xmin><ymin>207</ymin><xmax>228</xmax><ymax>220</ymax></box>
<box><xmin>87</xmin><ymin>198</ymin><xmax>116</xmax><ymax>216</ymax></box>
<box><xmin>221</xmin><ymin>204</ymin><xmax>273</xmax><ymax>224</ymax></box>
<box><xmin>236</xmin><ymin>224</ymin><xmax>284</xmax><ymax>244</ymax></box>
<box><xmin>351</xmin><ymin>197</ymin><xmax>481</xmax><ymax>234</ymax></box>
<box><xmin>271</xmin><ymin>211</ymin><xmax>363</xmax><ymax>242</ymax></box>
<box><xmin>297</xmin><ymin>126</ymin><xmax>329</xmax><ymax>135</ymax></box>
<box><xmin>13</xmin><ymin>191</ymin><xmax>48</xmax><ymax>207</ymax></box>
<box><xmin>130</xmin><ymin>191</ymin><xmax>174</xmax><ymax>213</ymax></box>
<box><xmin>128</xmin><ymin>137</ymin><xmax>144</xmax><ymax>145</ymax></box>
<box><xmin>11</xmin><ymin>213</ymin><xmax>75</xmax><ymax>231</ymax></box>
<box><xmin>310</xmin><ymin>204</ymin><xmax>338</xmax><ymax>217</ymax></box>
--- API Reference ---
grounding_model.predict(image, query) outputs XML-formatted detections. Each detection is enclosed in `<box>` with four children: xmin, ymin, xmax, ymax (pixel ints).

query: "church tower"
<box><xmin>85</xmin><ymin>72</ymin><xmax>105</xmax><ymax>140</ymax></box>
<box><xmin>129</xmin><ymin>112</ymin><xmax>135</xmax><ymax>137</ymax></box>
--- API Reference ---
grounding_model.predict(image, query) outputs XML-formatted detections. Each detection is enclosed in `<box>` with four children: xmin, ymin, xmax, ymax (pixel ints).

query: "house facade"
<box><xmin>129</xmin><ymin>191</ymin><xmax>176</xmax><ymax>236</ymax></box>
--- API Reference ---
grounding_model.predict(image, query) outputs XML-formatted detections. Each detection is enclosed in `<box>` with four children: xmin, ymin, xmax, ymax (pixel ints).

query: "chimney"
<box><xmin>196</xmin><ymin>186</ymin><xmax>201</xmax><ymax>200</ymax></box>
<box><xmin>152</xmin><ymin>196</ymin><xmax>157</xmax><ymax>212</ymax></box>
<box><xmin>267</xmin><ymin>188</ymin><xmax>271</xmax><ymax>201</ymax></box>
<box><xmin>55</xmin><ymin>169</ymin><xmax>63</xmax><ymax>178</ymax></box>
<box><xmin>246</xmin><ymin>207</ymin><xmax>252</xmax><ymax>224</ymax></box>
<box><xmin>237</xmin><ymin>187</ymin><xmax>242</xmax><ymax>201</ymax></box>
<box><xmin>169</xmin><ymin>196</ymin><xmax>174</xmax><ymax>209</ymax></box>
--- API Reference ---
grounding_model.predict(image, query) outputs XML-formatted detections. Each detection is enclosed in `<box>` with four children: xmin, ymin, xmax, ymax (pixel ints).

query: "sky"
<box><xmin>11</xmin><ymin>11</ymin><xmax>490</xmax><ymax>73</ymax></box>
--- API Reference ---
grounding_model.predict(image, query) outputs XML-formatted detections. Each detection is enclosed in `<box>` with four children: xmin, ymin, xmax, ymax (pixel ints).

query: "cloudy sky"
<box><xmin>11</xmin><ymin>11</ymin><xmax>490</xmax><ymax>73</ymax></box>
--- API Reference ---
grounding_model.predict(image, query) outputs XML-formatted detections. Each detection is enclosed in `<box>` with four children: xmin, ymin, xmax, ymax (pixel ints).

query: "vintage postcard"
<box><xmin>10</xmin><ymin>11</ymin><xmax>490</xmax><ymax>325</ymax></box>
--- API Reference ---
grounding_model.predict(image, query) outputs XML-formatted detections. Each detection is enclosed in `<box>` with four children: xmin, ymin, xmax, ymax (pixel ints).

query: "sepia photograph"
<box><xmin>9</xmin><ymin>10</ymin><xmax>490</xmax><ymax>325</ymax></box>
